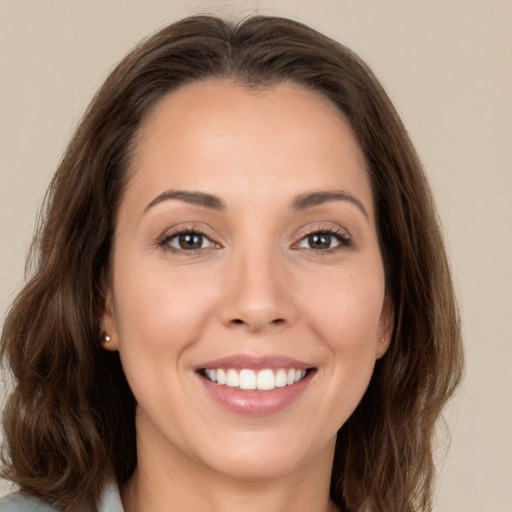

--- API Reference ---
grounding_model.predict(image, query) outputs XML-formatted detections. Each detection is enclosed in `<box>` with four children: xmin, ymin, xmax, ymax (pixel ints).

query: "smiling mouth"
<box><xmin>199</xmin><ymin>367</ymin><xmax>315</xmax><ymax>391</ymax></box>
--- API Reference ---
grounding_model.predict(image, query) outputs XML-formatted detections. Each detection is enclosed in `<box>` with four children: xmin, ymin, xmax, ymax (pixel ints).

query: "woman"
<box><xmin>0</xmin><ymin>14</ymin><xmax>463</xmax><ymax>512</ymax></box>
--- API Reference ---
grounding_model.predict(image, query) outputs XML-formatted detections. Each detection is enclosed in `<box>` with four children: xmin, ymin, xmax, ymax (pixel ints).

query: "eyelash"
<box><xmin>294</xmin><ymin>226</ymin><xmax>352</xmax><ymax>254</ymax></box>
<box><xmin>157</xmin><ymin>226</ymin><xmax>352</xmax><ymax>254</ymax></box>
<box><xmin>157</xmin><ymin>227</ymin><xmax>219</xmax><ymax>254</ymax></box>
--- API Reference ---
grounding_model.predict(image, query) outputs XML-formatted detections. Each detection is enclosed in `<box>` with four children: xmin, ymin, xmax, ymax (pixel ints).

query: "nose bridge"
<box><xmin>219</xmin><ymin>237</ymin><xmax>294</xmax><ymax>331</ymax></box>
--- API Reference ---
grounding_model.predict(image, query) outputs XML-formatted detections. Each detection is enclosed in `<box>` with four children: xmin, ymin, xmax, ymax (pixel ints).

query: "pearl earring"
<box><xmin>104</xmin><ymin>335</ymin><xmax>111</xmax><ymax>344</ymax></box>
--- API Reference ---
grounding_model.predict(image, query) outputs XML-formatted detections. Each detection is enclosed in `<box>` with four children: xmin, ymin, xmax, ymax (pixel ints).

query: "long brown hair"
<box><xmin>1</xmin><ymin>15</ymin><xmax>463</xmax><ymax>512</ymax></box>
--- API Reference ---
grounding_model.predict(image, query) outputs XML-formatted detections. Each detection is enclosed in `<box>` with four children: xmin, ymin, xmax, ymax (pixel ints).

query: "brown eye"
<box><xmin>307</xmin><ymin>233</ymin><xmax>333</xmax><ymax>250</ymax></box>
<box><xmin>295</xmin><ymin>229</ymin><xmax>351</xmax><ymax>252</ymax></box>
<box><xmin>177</xmin><ymin>233</ymin><xmax>204</xmax><ymax>250</ymax></box>
<box><xmin>163</xmin><ymin>231</ymin><xmax>215</xmax><ymax>251</ymax></box>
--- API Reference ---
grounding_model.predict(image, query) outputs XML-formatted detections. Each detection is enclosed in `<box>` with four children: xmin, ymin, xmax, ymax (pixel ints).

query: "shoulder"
<box><xmin>0</xmin><ymin>494</ymin><xmax>56</xmax><ymax>512</ymax></box>
<box><xmin>0</xmin><ymin>481</ymin><xmax>123</xmax><ymax>512</ymax></box>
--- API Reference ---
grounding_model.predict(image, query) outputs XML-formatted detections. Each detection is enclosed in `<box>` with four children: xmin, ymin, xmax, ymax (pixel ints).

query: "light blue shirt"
<box><xmin>0</xmin><ymin>482</ymin><xmax>123</xmax><ymax>512</ymax></box>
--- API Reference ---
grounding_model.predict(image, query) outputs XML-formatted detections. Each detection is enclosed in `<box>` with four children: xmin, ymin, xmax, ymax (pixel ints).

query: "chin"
<box><xmin>191</xmin><ymin>428</ymin><xmax>337</xmax><ymax>482</ymax></box>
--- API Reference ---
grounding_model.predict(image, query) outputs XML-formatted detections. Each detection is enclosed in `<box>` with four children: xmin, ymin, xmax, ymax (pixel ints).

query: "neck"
<box><xmin>121</xmin><ymin>414</ymin><xmax>339</xmax><ymax>512</ymax></box>
<box><xmin>123</xmin><ymin>469</ymin><xmax>338</xmax><ymax>512</ymax></box>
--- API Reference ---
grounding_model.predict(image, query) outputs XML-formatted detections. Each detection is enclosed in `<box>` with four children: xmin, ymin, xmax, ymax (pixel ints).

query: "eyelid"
<box><xmin>156</xmin><ymin>223</ymin><xmax>222</xmax><ymax>252</ymax></box>
<box><xmin>291</xmin><ymin>224</ymin><xmax>352</xmax><ymax>252</ymax></box>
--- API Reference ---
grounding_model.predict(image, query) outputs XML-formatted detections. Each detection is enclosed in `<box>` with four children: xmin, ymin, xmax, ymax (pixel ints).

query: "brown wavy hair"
<box><xmin>1</xmin><ymin>15</ymin><xmax>463</xmax><ymax>512</ymax></box>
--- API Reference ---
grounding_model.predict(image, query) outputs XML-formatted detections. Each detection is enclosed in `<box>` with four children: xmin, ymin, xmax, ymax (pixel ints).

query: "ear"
<box><xmin>99</xmin><ymin>270</ymin><xmax>120</xmax><ymax>352</ymax></box>
<box><xmin>376</xmin><ymin>293</ymin><xmax>394</xmax><ymax>359</ymax></box>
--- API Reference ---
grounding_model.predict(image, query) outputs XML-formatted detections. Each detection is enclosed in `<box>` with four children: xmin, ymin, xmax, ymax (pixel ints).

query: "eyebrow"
<box><xmin>291</xmin><ymin>190</ymin><xmax>369</xmax><ymax>218</ymax></box>
<box><xmin>144</xmin><ymin>188</ymin><xmax>368</xmax><ymax>218</ymax></box>
<box><xmin>144</xmin><ymin>189</ymin><xmax>225</xmax><ymax>212</ymax></box>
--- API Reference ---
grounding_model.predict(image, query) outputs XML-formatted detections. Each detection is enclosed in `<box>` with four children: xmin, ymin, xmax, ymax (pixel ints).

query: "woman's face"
<box><xmin>101</xmin><ymin>80</ymin><xmax>392</xmax><ymax>480</ymax></box>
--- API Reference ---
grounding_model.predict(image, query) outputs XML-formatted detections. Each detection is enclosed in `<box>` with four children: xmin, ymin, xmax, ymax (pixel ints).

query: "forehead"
<box><xmin>125</xmin><ymin>79</ymin><xmax>373</xmax><ymax>216</ymax></box>
<box><xmin>135</xmin><ymin>79</ymin><xmax>360</xmax><ymax>156</ymax></box>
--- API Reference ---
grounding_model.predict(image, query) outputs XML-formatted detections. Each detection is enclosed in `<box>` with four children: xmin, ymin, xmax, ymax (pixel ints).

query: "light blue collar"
<box><xmin>0</xmin><ymin>482</ymin><xmax>124</xmax><ymax>512</ymax></box>
<box><xmin>98</xmin><ymin>481</ymin><xmax>124</xmax><ymax>512</ymax></box>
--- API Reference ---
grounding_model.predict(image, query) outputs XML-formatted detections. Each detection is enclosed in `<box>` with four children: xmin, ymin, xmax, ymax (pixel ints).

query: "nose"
<box><xmin>218</xmin><ymin>245</ymin><xmax>297</xmax><ymax>333</ymax></box>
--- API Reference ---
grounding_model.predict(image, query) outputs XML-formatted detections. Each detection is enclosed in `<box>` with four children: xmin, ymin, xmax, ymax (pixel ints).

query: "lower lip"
<box><xmin>199</xmin><ymin>372</ymin><xmax>313</xmax><ymax>416</ymax></box>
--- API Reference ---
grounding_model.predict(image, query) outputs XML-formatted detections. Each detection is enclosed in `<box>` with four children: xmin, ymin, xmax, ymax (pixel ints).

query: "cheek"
<box><xmin>300</xmin><ymin>264</ymin><xmax>385</xmax><ymax>407</ymax></box>
<box><xmin>303</xmin><ymin>265</ymin><xmax>385</xmax><ymax>349</ymax></box>
<box><xmin>110</xmin><ymin>268</ymin><xmax>224</xmax><ymax>442</ymax></box>
<box><xmin>115</xmin><ymin>255</ymin><xmax>217</xmax><ymax>334</ymax></box>
<box><xmin>111</xmin><ymin>261</ymin><xmax>219</xmax><ymax>386</ymax></box>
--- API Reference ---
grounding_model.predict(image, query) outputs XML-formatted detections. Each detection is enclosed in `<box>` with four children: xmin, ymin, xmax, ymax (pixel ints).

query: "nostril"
<box><xmin>232</xmin><ymin>319</ymin><xmax>244</xmax><ymax>325</ymax></box>
<box><xmin>271</xmin><ymin>318</ymin><xmax>285</xmax><ymax>325</ymax></box>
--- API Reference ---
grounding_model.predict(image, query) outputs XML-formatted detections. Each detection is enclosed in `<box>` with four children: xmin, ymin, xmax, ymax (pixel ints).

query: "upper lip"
<box><xmin>195</xmin><ymin>354</ymin><xmax>314</xmax><ymax>371</ymax></box>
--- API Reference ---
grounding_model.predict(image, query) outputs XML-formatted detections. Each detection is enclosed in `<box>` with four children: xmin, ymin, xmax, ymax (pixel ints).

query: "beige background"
<box><xmin>1</xmin><ymin>0</ymin><xmax>511</xmax><ymax>510</ymax></box>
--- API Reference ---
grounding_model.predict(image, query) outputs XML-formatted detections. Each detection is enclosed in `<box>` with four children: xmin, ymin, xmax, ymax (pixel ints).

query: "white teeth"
<box><xmin>257</xmin><ymin>369</ymin><xmax>275</xmax><ymax>390</ymax></box>
<box><xmin>275</xmin><ymin>369</ymin><xmax>287</xmax><ymax>388</ymax></box>
<box><xmin>226</xmin><ymin>369</ymin><xmax>239</xmax><ymax>387</ymax></box>
<box><xmin>216</xmin><ymin>368</ymin><xmax>226</xmax><ymax>385</ymax></box>
<box><xmin>203</xmin><ymin>367</ymin><xmax>309</xmax><ymax>390</ymax></box>
<box><xmin>295</xmin><ymin>369</ymin><xmax>305</xmax><ymax>382</ymax></box>
<box><xmin>239</xmin><ymin>369</ymin><xmax>256</xmax><ymax>390</ymax></box>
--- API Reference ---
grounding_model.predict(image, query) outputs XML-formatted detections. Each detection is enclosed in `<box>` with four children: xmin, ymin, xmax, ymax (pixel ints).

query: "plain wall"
<box><xmin>1</xmin><ymin>1</ymin><xmax>511</xmax><ymax>510</ymax></box>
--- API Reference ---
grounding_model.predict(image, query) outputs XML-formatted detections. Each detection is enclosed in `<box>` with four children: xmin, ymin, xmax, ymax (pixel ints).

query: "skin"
<box><xmin>101</xmin><ymin>79</ymin><xmax>393</xmax><ymax>512</ymax></box>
